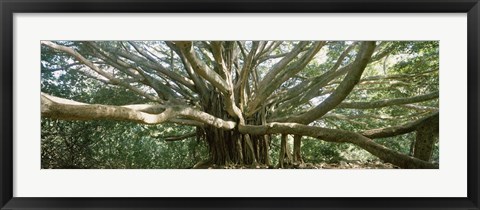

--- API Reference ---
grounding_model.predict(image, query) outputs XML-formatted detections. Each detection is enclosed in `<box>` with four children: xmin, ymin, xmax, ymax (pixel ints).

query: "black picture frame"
<box><xmin>1</xmin><ymin>0</ymin><xmax>479</xmax><ymax>209</ymax></box>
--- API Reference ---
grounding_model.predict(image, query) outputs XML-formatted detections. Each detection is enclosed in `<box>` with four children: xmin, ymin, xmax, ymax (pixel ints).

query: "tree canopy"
<box><xmin>41</xmin><ymin>41</ymin><xmax>439</xmax><ymax>169</ymax></box>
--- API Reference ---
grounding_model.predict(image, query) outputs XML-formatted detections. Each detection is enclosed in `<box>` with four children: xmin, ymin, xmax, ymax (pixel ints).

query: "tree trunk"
<box><xmin>279</xmin><ymin>134</ymin><xmax>293</xmax><ymax>168</ymax></box>
<box><xmin>293</xmin><ymin>135</ymin><xmax>304</xmax><ymax>164</ymax></box>
<box><xmin>409</xmin><ymin>138</ymin><xmax>415</xmax><ymax>156</ymax></box>
<box><xmin>200</xmin><ymin>91</ymin><xmax>269</xmax><ymax>167</ymax></box>
<box><xmin>203</xmin><ymin>127</ymin><xmax>271</xmax><ymax>167</ymax></box>
<box><xmin>413</xmin><ymin>115</ymin><xmax>439</xmax><ymax>161</ymax></box>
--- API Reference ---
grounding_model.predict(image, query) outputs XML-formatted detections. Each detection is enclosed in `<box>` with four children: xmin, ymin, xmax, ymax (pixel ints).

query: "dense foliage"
<box><xmin>41</xmin><ymin>41</ymin><xmax>439</xmax><ymax>169</ymax></box>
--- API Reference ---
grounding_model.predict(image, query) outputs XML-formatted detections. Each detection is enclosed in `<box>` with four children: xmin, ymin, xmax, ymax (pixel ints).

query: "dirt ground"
<box><xmin>196</xmin><ymin>160</ymin><xmax>400</xmax><ymax>169</ymax></box>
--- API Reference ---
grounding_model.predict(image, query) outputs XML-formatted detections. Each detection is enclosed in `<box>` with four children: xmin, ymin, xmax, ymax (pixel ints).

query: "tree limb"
<box><xmin>162</xmin><ymin>132</ymin><xmax>196</xmax><ymax>142</ymax></box>
<box><xmin>246</xmin><ymin>41</ymin><xmax>310</xmax><ymax>116</ymax></box>
<box><xmin>401</xmin><ymin>104</ymin><xmax>439</xmax><ymax>111</ymax></box>
<box><xmin>166</xmin><ymin>41</ymin><xmax>209</xmax><ymax>99</ymax></box>
<box><xmin>361</xmin><ymin>112</ymin><xmax>439</xmax><ymax>139</ymax></box>
<box><xmin>41</xmin><ymin>41</ymin><xmax>162</xmax><ymax>103</ymax></box>
<box><xmin>285</xmin><ymin>41</ymin><xmax>377</xmax><ymax>124</ymax></box>
<box><xmin>338</xmin><ymin>91</ymin><xmax>438</xmax><ymax>109</ymax></box>
<box><xmin>174</xmin><ymin>41</ymin><xmax>230</xmax><ymax>94</ymax></box>
<box><xmin>238</xmin><ymin>122</ymin><xmax>437</xmax><ymax>169</ymax></box>
<box><xmin>41</xmin><ymin>93</ymin><xmax>236</xmax><ymax>130</ymax></box>
<box><xmin>41</xmin><ymin>93</ymin><xmax>173</xmax><ymax>124</ymax></box>
<box><xmin>270</xmin><ymin>42</ymin><xmax>359</xmax><ymax>109</ymax></box>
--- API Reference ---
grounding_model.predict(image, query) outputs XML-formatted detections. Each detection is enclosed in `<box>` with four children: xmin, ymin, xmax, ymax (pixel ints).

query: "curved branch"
<box><xmin>41</xmin><ymin>93</ymin><xmax>236</xmax><ymax>130</ymax></box>
<box><xmin>41</xmin><ymin>41</ymin><xmax>161</xmax><ymax>103</ymax></box>
<box><xmin>174</xmin><ymin>41</ymin><xmax>230</xmax><ymax>94</ymax></box>
<box><xmin>238</xmin><ymin>122</ymin><xmax>437</xmax><ymax>169</ymax></box>
<box><xmin>270</xmin><ymin>42</ymin><xmax>362</xmax><ymax>112</ymax></box>
<box><xmin>247</xmin><ymin>42</ymin><xmax>314</xmax><ymax>116</ymax></box>
<box><xmin>285</xmin><ymin>41</ymin><xmax>377</xmax><ymax>124</ymax></box>
<box><xmin>338</xmin><ymin>91</ymin><xmax>438</xmax><ymax>109</ymax></box>
<box><xmin>41</xmin><ymin>93</ymin><xmax>173</xmax><ymax>124</ymax></box>
<box><xmin>401</xmin><ymin>104</ymin><xmax>439</xmax><ymax>111</ymax></box>
<box><xmin>330</xmin><ymin>41</ymin><xmax>358</xmax><ymax>71</ymax></box>
<box><xmin>166</xmin><ymin>41</ymin><xmax>209</xmax><ymax>98</ymax></box>
<box><xmin>107</xmin><ymin>46</ymin><xmax>197</xmax><ymax>92</ymax></box>
<box><xmin>361</xmin><ymin>112</ymin><xmax>439</xmax><ymax>139</ymax></box>
<box><xmin>162</xmin><ymin>132</ymin><xmax>196</xmax><ymax>142</ymax></box>
<box><xmin>360</xmin><ymin>69</ymin><xmax>438</xmax><ymax>82</ymax></box>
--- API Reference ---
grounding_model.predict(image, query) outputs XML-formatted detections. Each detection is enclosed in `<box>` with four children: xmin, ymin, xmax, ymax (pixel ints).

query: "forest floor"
<box><xmin>198</xmin><ymin>160</ymin><xmax>400</xmax><ymax>169</ymax></box>
<box><xmin>295</xmin><ymin>161</ymin><xmax>400</xmax><ymax>169</ymax></box>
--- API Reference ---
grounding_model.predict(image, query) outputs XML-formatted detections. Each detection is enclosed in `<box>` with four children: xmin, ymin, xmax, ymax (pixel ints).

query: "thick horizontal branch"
<box><xmin>360</xmin><ymin>69</ymin><xmax>437</xmax><ymax>82</ymax></box>
<box><xmin>239</xmin><ymin>122</ymin><xmax>437</xmax><ymax>169</ymax></box>
<box><xmin>42</xmin><ymin>93</ymin><xmax>173</xmax><ymax>124</ymax></box>
<box><xmin>338</xmin><ymin>91</ymin><xmax>439</xmax><ymax>109</ymax></box>
<box><xmin>361</xmin><ymin>112</ymin><xmax>439</xmax><ymax>139</ymax></box>
<box><xmin>168</xmin><ymin>119</ymin><xmax>204</xmax><ymax>127</ymax></box>
<box><xmin>41</xmin><ymin>93</ymin><xmax>236</xmax><ymax>130</ymax></box>
<box><xmin>401</xmin><ymin>104</ymin><xmax>439</xmax><ymax>111</ymax></box>
<box><xmin>162</xmin><ymin>132</ymin><xmax>196</xmax><ymax>142</ymax></box>
<box><xmin>324</xmin><ymin>112</ymin><xmax>410</xmax><ymax>121</ymax></box>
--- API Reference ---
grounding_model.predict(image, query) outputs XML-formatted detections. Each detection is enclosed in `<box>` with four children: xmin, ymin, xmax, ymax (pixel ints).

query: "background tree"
<box><xmin>41</xmin><ymin>41</ymin><xmax>439</xmax><ymax>169</ymax></box>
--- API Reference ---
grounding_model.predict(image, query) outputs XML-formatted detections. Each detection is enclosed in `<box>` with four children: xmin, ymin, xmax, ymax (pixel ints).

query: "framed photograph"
<box><xmin>1</xmin><ymin>0</ymin><xmax>479</xmax><ymax>209</ymax></box>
